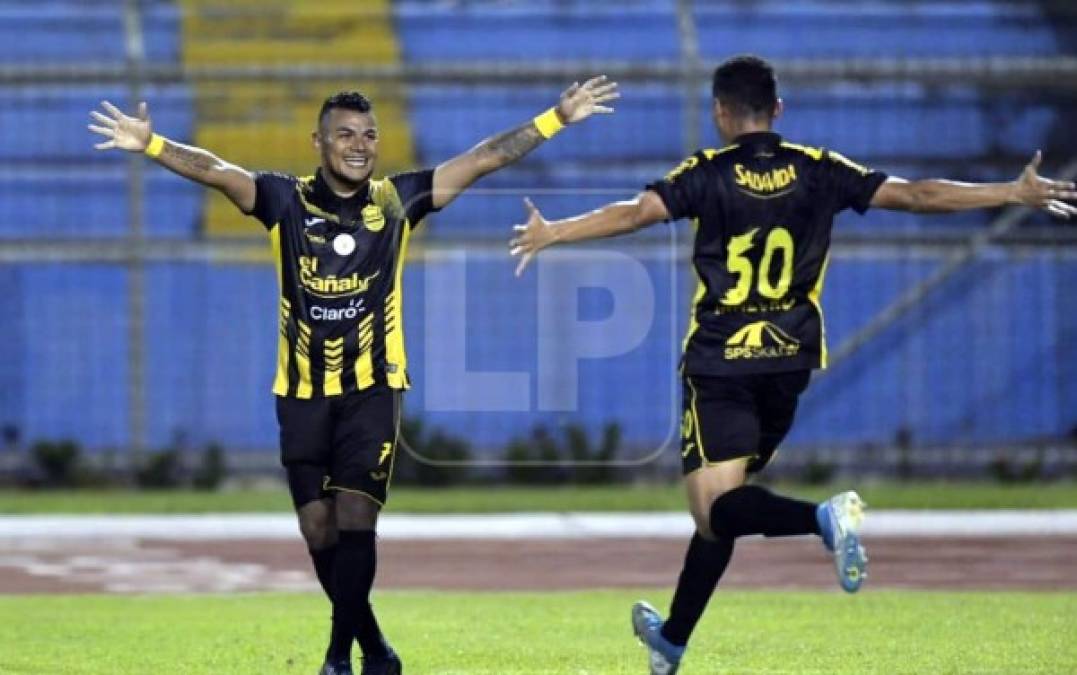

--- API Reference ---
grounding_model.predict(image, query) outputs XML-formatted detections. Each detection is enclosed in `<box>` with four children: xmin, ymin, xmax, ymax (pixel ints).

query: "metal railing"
<box><xmin>5</xmin><ymin>57</ymin><xmax>1077</xmax><ymax>87</ymax></box>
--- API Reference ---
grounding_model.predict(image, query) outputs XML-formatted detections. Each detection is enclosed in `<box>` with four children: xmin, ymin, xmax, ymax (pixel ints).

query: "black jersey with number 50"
<box><xmin>647</xmin><ymin>131</ymin><xmax>887</xmax><ymax>377</ymax></box>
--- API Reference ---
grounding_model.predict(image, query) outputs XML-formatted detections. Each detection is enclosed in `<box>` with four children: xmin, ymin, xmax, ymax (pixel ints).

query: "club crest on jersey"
<box><xmin>361</xmin><ymin>204</ymin><xmax>386</xmax><ymax>232</ymax></box>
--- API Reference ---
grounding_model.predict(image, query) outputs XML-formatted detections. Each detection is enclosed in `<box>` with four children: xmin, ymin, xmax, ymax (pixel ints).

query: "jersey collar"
<box><xmin>311</xmin><ymin>169</ymin><xmax>370</xmax><ymax>207</ymax></box>
<box><xmin>310</xmin><ymin>169</ymin><xmax>371</xmax><ymax>225</ymax></box>
<box><xmin>733</xmin><ymin>131</ymin><xmax>782</xmax><ymax>152</ymax></box>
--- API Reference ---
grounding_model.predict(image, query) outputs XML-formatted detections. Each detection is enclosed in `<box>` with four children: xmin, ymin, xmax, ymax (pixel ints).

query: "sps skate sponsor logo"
<box><xmin>309</xmin><ymin>298</ymin><xmax>365</xmax><ymax>322</ymax></box>
<box><xmin>681</xmin><ymin>409</ymin><xmax>698</xmax><ymax>458</ymax></box>
<box><xmin>724</xmin><ymin>321</ymin><xmax>800</xmax><ymax>360</ymax></box>
<box><xmin>298</xmin><ymin>256</ymin><xmax>379</xmax><ymax>298</ymax></box>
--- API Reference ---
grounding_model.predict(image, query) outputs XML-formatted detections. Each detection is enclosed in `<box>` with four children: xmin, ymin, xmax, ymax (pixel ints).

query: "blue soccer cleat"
<box><xmin>816</xmin><ymin>490</ymin><xmax>868</xmax><ymax>593</ymax></box>
<box><xmin>631</xmin><ymin>601</ymin><xmax>685</xmax><ymax>675</ymax></box>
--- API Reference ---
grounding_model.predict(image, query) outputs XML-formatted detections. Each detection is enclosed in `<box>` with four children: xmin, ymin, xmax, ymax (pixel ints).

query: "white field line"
<box><xmin>0</xmin><ymin>511</ymin><xmax>1076</xmax><ymax>541</ymax></box>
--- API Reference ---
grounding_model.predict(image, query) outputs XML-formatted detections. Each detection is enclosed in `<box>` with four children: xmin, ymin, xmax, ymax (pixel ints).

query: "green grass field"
<box><xmin>1</xmin><ymin>482</ymin><xmax>1076</xmax><ymax>514</ymax></box>
<box><xmin>0</xmin><ymin>590</ymin><xmax>1072</xmax><ymax>674</ymax></box>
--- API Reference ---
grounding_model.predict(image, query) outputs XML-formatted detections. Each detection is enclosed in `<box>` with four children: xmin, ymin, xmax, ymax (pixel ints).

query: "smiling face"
<box><xmin>314</xmin><ymin>107</ymin><xmax>379</xmax><ymax>192</ymax></box>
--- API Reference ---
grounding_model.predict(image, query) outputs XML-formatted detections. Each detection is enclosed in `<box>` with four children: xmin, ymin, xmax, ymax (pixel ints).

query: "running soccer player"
<box><xmin>89</xmin><ymin>77</ymin><xmax>618</xmax><ymax>675</ymax></box>
<box><xmin>509</xmin><ymin>55</ymin><xmax>1076</xmax><ymax>674</ymax></box>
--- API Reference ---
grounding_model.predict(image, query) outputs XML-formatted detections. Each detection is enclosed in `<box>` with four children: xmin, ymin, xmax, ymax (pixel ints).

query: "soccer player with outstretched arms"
<box><xmin>510</xmin><ymin>55</ymin><xmax>1075</xmax><ymax>675</ymax></box>
<box><xmin>90</xmin><ymin>76</ymin><xmax>618</xmax><ymax>675</ymax></box>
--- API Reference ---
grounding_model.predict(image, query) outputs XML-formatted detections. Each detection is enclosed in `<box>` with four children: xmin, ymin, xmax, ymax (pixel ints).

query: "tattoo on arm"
<box><xmin>153</xmin><ymin>140</ymin><xmax>252</xmax><ymax>208</ymax></box>
<box><xmin>474</xmin><ymin>122</ymin><xmax>545</xmax><ymax>168</ymax></box>
<box><xmin>161</xmin><ymin>142</ymin><xmax>216</xmax><ymax>175</ymax></box>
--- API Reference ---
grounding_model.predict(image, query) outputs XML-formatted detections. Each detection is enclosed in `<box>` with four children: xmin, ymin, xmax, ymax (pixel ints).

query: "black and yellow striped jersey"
<box><xmin>249</xmin><ymin>168</ymin><xmax>438</xmax><ymax>398</ymax></box>
<box><xmin>647</xmin><ymin>131</ymin><xmax>887</xmax><ymax>377</ymax></box>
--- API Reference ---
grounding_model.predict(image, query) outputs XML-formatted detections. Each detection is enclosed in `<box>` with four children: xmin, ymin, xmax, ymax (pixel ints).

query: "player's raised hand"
<box><xmin>88</xmin><ymin>100</ymin><xmax>153</xmax><ymax>152</ymax></box>
<box><xmin>509</xmin><ymin>197</ymin><xmax>557</xmax><ymax>277</ymax></box>
<box><xmin>1014</xmin><ymin>150</ymin><xmax>1077</xmax><ymax>219</ymax></box>
<box><xmin>556</xmin><ymin>75</ymin><xmax>619</xmax><ymax>124</ymax></box>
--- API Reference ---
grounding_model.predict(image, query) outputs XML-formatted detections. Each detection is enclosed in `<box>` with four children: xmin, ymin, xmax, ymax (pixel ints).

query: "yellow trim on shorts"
<box><xmin>322</xmin><ymin>484</ymin><xmax>385</xmax><ymax>508</ymax></box>
<box><xmin>808</xmin><ymin>254</ymin><xmax>831</xmax><ymax>369</ymax></box>
<box><xmin>685</xmin><ymin>376</ymin><xmax>706</xmax><ymax>463</ymax></box>
<box><xmin>383</xmin><ymin>391</ymin><xmax>402</xmax><ymax>497</ymax></box>
<box><xmin>704</xmin><ymin>454</ymin><xmax>756</xmax><ymax>468</ymax></box>
<box><xmin>683</xmin><ymin>454</ymin><xmax>755</xmax><ymax>477</ymax></box>
<box><xmin>320</xmin><ymin>391</ymin><xmax>402</xmax><ymax>509</ymax></box>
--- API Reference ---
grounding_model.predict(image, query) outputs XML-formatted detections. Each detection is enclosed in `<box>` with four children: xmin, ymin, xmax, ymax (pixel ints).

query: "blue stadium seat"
<box><xmin>404</xmin><ymin>253</ymin><xmax>681</xmax><ymax>450</ymax></box>
<box><xmin>0</xmin><ymin>85</ymin><xmax>193</xmax><ymax>162</ymax></box>
<box><xmin>5</xmin><ymin>264</ymin><xmax>130</xmax><ymax>448</ymax></box>
<box><xmin>0</xmin><ymin>1</ymin><xmax>181</xmax><ymax>63</ymax></box>
<box><xmin>7</xmin><ymin>253</ymin><xmax>1070</xmax><ymax>452</ymax></box>
<box><xmin>394</xmin><ymin>1</ymin><xmax>680</xmax><ymax>61</ymax></box>
<box><xmin>144</xmin><ymin>264</ymin><xmax>278</xmax><ymax>449</ymax></box>
<box><xmin>410</xmin><ymin>85</ymin><xmax>685</xmax><ymax>162</ymax></box>
<box><xmin>694</xmin><ymin>1</ymin><xmax>1068</xmax><ymax>59</ymax></box>
<box><xmin>793</xmin><ymin>255</ymin><xmax>1074</xmax><ymax>445</ymax></box>
<box><xmin>0</xmin><ymin>86</ymin><xmax>198</xmax><ymax>237</ymax></box>
<box><xmin>3</xmin><ymin>0</ymin><xmax>1072</xmax><ymax>454</ymax></box>
<box><xmin>0</xmin><ymin>169</ymin><xmax>200</xmax><ymax>238</ymax></box>
<box><xmin>757</xmin><ymin>88</ymin><xmax>1058</xmax><ymax>160</ymax></box>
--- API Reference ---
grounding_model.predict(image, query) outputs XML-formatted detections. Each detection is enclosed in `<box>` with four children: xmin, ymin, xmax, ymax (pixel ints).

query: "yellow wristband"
<box><xmin>144</xmin><ymin>133</ymin><xmax>165</xmax><ymax>158</ymax></box>
<box><xmin>533</xmin><ymin>108</ymin><xmax>564</xmax><ymax>139</ymax></box>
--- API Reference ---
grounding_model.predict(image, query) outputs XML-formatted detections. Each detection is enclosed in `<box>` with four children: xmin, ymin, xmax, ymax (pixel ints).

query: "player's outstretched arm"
<box><xmin>508</xmin><ymin>190</ymin><xmax>669</xmax><ymax>277</ymax></box>
<box><xmin>89</xmin><ymin>100</ymin><xmax>256</xmax><ymax>213</ymax></box>
<box><xmin>871</xmin><ymin>151</ymin><xmax>1077</xmax><ymax>218</ymax></box>
<box><xmin>431</xmin><ymin>75</ymin><xmax>619</xmax><ymax>210</ymax></box>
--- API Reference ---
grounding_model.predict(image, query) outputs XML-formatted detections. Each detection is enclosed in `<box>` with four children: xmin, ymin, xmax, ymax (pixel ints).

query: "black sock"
<box><xmin>352</xmin><ymin>535</ymin><xmax>388</xmax><ymax>659</ymax></box>
<box><xmin>661</xmin><ymin>533</ymin><xmax>734</xmax><ymax>647</ymax></box>
<box><xmin>328</xmin><ymin>530</ymin><xmax>388</xmax><ymax>662</ymax></box>
<box><xmin>311</xmin><ymin>545</ymin><xmax>353</xmax><ymax>664</ymax></box>
<box><xmin>709</xmin><ymin>485</ymin><xmax>820</xmax><ymax>539</ymax></box>
<box><xmin>309</xmin><ymin>546</ymin><xmax>336</xmax><ymax>600</ymax></box>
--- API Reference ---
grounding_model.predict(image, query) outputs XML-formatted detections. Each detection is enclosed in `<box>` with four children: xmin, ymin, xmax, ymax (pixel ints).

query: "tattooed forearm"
<box><xmin>150</xmin><ymin>138</ymin><xmax>254</xmax><ymax>209</ymax></box>
<box><xmin>473</xmin><ymin>122</ymin><xmax>546</xmax><ymax>170</ymax></box>
<box><xmin>160</xmin><ymin>142</ymin><xmax>218</xmax><ymax>176</ymax></box>
<box><xmin>431</xmin><ymin>118</ymin><xmax>556</xmax><ymax>208</ymax></box>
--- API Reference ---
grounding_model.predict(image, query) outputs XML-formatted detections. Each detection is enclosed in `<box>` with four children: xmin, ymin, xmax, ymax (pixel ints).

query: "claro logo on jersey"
<box><xmin>725</xmin><ymin>321</ymin><xmax>800</xmax><ymax>360</ymax></box>
<box><xmin>298</xmin><ymin>256</ymin><xmax>379</xmax><ymax>298</ymax></box>
<box><xmin>734</xmin><ymin>163</ymin><xmax>797</xmax><ymax>195</ymax></box>
<box><xmin>310</xmin><ymin>298</ymin><xmax>365</xmax><ymax>322</ymax></box>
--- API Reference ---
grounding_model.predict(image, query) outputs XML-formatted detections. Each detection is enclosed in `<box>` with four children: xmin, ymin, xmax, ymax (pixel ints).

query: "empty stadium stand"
<box><xmin>1</xmin><ymin>0</ymin><xmax>1073</xmax><ymax>457</ymax></box>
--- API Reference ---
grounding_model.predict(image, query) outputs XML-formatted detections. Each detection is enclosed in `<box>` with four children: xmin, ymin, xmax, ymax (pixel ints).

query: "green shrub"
<box><xmin>802</xmin><ymin>457</ymin><xmax>836</xmax><ymax>485</ymax></box>
<box><xmin>192</xmin><ymin>444</ymin><xmax>227</xmax><ymax>491</ymax></box>
<box><xmin>30</xmin><ymin>440</ymin><xmax>82</xmax><ymax>487</ymax></box>
<box><xmin>503</xmin><ymin>423</ymin><xmax>623</xmax><ymax>484</ymax></box>
<box><xmin>504</xmin><ymin>427</ymin><xmax>564</xmax><ymax>484</ymax></box>
<box><xmin>988</xmin><ymin>450</ymin><xmax>1044</xmax><ymax>483</ymax></box>
<box><xmin>134</xmin><ymin>449</ymin><xmax>183</xmax><ymax>488</ymax></box>
<box><xmin>394</xmin><ymin>417</ymin><xmax>472</xmax><ymax>486</ymax></box>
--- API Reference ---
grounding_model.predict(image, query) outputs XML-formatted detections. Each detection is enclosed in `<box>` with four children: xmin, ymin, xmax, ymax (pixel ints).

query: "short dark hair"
<box><xmin>318</xmin><ymin>91</ymin><xmax>373</xmax><ymax>128</ymax></box>
<box><xmin>711</xmin><ymin>55</ymin><xmax>778</xmax><ymax>118</ymax></box>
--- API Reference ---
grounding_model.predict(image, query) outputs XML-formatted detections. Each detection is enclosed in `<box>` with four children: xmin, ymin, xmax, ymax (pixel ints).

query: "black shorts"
<box><xmin>680</xmin><ymin>370</ymin><xmax>811</xmax><ymax>475</ymax></box>
<box><xmin>276</xmin><ymin>386</ymin><xmax>401</xmax><ymax>509</ymax></box>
